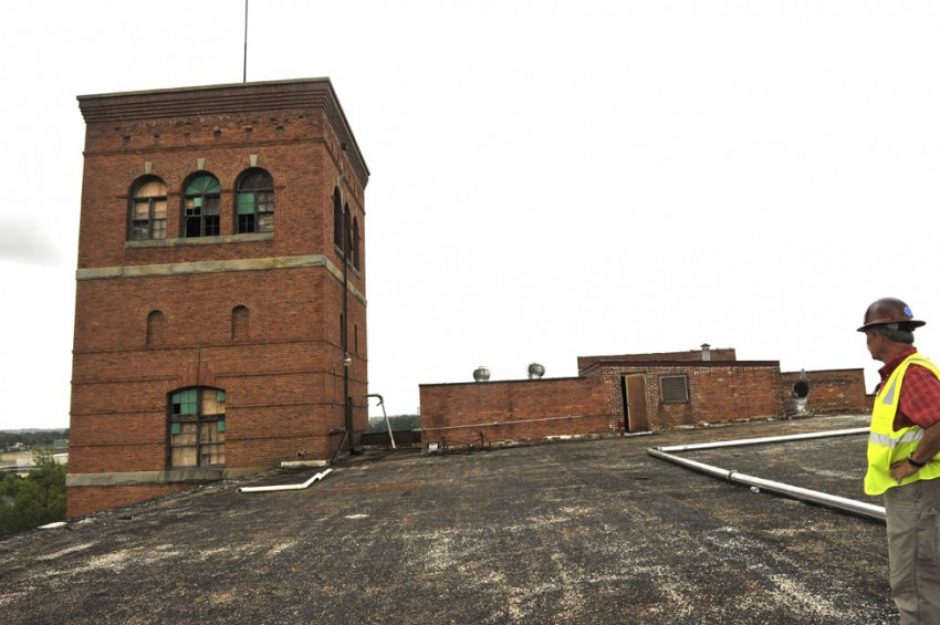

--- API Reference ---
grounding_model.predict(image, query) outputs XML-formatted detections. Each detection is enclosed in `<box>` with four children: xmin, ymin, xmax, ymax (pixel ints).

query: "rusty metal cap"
<box><xmin>857</xmin><ymin>297</ymin><xmax>926</xmax><ymax>332</ymax></box>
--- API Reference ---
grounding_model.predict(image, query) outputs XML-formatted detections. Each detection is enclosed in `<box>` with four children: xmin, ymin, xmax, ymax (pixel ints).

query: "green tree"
<box><xmin>0</xmin><ymin>456</ymin><xmax>66</xmax><ymax>538</ymax></box>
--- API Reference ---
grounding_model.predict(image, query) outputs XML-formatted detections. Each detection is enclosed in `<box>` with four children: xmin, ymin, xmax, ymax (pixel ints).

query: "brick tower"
<box><xmin>68</xmin><ymin>79</ymin><xmax>369</xmax><ymax>518</ymax></box>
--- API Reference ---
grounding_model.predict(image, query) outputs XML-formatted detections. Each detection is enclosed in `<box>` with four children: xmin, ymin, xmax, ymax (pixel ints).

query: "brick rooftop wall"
<box><xmin>780</xmin><ymin>369</ymin><xmax>870</xmax><ymax>415</ymax></box>
<box><xmin>419</xmin><ymin>377</ymin><xmax>613</xmax><ymax>446</ymax></box>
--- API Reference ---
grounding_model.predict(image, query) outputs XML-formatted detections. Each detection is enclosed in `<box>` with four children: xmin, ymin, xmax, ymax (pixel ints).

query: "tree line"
<box><xmin>0</xmin><ymin>429</ymin><xmax>69</xmax><ymax>450</ymax></box>
<box><xmin>0</xmin><ymin>456</ymin><xmax>66</xmax><ymax>538</ymax></box>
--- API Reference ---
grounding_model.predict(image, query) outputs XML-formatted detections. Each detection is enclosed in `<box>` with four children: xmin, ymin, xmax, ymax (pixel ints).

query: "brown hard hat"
<box><xmin>857</xmin><ymin>297</ymin><xmax>926</xmax><ymax>332</ymax></box>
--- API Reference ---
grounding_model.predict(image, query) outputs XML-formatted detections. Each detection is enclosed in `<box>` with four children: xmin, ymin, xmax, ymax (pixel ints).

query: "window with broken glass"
<box><xmin>129</xmin><ymin>177</ymin><xmax>167</xmax><ymax>240</ymax></box>
<box><xmin>168</xmin><ymin>388</ymin><xmax>226</xmax><ymax>468</ymax></box>
<box><xmin>235</xmin><ymin>169</ymin><xmax>274</xmax><ymax>233</ymax></box>
<box><xmin>660</xmin><ymin>375</ymin><xmax>690</xmax><ymax>403</ymax></box>
<box><xmin>183</xmin><ymin>174</ymin><xmax>221</xmax><ymax>237</ymax></box>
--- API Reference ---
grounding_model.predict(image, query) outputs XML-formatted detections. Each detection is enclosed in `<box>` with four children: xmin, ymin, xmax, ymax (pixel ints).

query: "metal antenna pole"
<box><xmin>243</xmin><ymin>0</ymin><xmax>248</xmax><ymax>82</ymax></box>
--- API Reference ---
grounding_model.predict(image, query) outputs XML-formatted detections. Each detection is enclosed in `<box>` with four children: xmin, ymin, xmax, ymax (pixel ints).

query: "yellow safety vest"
<box><xmin>865</xmin><ymin>352</ymin><xmax>940</xmax><ymax>495</ymax></box>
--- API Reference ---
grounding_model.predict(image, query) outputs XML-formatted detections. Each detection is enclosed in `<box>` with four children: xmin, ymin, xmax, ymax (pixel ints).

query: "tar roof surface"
<box><xmin>1</xmin><ymin>415</ymin><xmax>893</xmax><ymax>625</ymax></box>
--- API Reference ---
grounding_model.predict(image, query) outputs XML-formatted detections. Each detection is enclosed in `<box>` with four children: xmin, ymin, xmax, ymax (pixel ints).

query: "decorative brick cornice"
<box><xmin>78</xmin><ymin>78</ymin><xmax>369</xmax><ymax>187</ymax></box>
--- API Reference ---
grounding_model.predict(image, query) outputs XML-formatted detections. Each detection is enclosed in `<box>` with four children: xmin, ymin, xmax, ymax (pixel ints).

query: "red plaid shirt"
<box><xmin>878</xmin><ymin>347</ymin><xmax>940</xmax><ymax>430</ymax></box>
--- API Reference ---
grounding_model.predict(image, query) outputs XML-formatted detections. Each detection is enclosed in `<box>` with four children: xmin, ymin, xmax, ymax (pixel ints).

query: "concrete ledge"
<box><xmin>125</xmin><ymin>233</ymin><xmax>273</xmax><ymax>249</ymax></box>
<box><xmin>75</xmin><ymin>254</ymin><xmax>366</xmax><ymax>304</ymax></box>
<box><xmin>67</xmin><ymin>468</ymin><xmax>224</xmax><ymax>487</ymax></box>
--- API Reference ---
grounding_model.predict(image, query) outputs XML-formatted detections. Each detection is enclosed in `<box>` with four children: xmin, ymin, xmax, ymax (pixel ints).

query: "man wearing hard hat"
<box><xmin>860</xmin><ymin>297</ymin><xmax>940</xmax><ymax>625</ymax></box>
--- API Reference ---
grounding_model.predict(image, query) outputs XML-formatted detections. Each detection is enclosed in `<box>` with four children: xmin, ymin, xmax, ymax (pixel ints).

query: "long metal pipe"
<box><xmin>648</xmin><ymin>428</ymin><xmax>885</xmax><ymax>522</ymax></box>
<box><xmin>238</xmin><ymin>468</ymin><xmax>333</xmax><ymax>494</ymax></box>
<box><xmin>657</xmin><ymin>427</ymin><xmax>869</xmax><ymax>454</ymax></box>
<box><xmin>367</xmin><ymin>393</ymin><xmax>396</xmax><ymax>449</ymax></box>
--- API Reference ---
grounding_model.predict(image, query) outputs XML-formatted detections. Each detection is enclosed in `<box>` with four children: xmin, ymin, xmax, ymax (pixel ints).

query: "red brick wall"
<box><xmin>69</xmin><ymin>81</ymin><xmax>368</xmax><ymax>518</ymax></box>
<box><xmin>578</xmin><ymin>348</ymin><xmax>737</xmax><ymax>374</ymax></box>
<box><xmin>780</xmin><ymin>369</ymin><xmax>869</xmax><ymax>415</ymax></box>
<box><xmin>595</xmin><ymin>363</ymin><xmax>784</xmax><ymax>428</ymax></box>
<box><xmin>419</xmin><ymin>377</ymin><xmax>613</xmax><ymax>446</ymax></box>
<box><xmin>67</xmin><ymin>484</ymin><xmax>190</xmax><ymax>519</ymax></box>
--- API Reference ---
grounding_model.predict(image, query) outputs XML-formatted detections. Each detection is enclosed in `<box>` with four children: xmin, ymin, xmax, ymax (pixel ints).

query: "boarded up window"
<box><xmin>661</xmin><ymin>375</ymin><xmax>689</xmax><ymax>403</ymax></box>
<box><xmin>236</xmin><ymin>169</ymin><xmax>274</xmax><ymax>233</ymax></box>
<box><xmin>130</xmin><ymin>177</ymin><xmax>168</xmax><ymax>241</ymax></box>
<box><xmin>169</xmin><ymin>387</ymin><xmax>225</xmax><ymax>468</ymax></box>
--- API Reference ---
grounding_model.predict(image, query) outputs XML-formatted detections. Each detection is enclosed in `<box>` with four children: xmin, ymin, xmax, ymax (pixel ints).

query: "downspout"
<box><xmin>647</xmin><ymin>428</ymin><xmax>885</xmax><ymax>522</ymax></box>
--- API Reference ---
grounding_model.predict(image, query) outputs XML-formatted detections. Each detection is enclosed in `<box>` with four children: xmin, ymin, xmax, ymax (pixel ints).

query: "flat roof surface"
<box><xmin>0</xmin><ymin>415</ymin><xmax>894</xmax><ymax>624</ymax></box>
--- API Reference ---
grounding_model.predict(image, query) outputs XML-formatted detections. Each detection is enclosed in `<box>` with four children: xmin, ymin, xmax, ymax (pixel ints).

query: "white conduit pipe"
<box><xmin>647</xmin><ymin>428</ymin><xmax>886</xmax><ymax>522</ymax></box>
<box><xmin>237</xmin><ymin>468</ymin><xmax>333</xmax><ymax>494</ymax></box>
<box><xmin>656</xmin><ymin>427</ymin><xmax>870</xmax><ymax>454</ymax></box>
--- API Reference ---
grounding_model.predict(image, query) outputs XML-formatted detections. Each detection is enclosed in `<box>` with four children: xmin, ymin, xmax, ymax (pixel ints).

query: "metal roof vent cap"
<box><xmin>528</xmin><ymin>363</ymin><xmax>546</xmax><ymax>379</ymax></box>
<box><xmin>701</xmin><ymin>343</ymin><xmax>711</xmax><ymax>361</ymax></box>
<box><xmin>473</xmin><ymin>366</ymin><xmax>491</xmax><ymax>382</ymax></box>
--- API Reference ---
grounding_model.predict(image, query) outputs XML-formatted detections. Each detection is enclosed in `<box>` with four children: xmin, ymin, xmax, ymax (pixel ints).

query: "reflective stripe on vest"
<box><xmin>864</xmin><ymin>353</ymin><xmax>940</xmax><ymax>496</ymax></box>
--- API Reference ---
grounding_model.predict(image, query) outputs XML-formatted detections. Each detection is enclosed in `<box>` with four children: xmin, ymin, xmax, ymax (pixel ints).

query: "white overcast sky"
<box><xmin>1</xmin><ymin>0</ymin><xmax>939</xmax><ymax>430</ymax></box>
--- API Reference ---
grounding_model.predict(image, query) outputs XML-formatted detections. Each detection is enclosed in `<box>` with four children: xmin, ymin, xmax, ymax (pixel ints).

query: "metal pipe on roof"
<box><xmin>647</xmin><ymin>428</ymin><xmax>886</xmax><ymax>522</ymax></box>
<box><xmin>237</xmin><ymin>468</ymin><xmax>333</xmax><ymax>493</ymax></box>
<box><xmin>656</xmin><ymin>427</ymin><xmax>869</xmax><ymax>454</ymax></box>
<box><xmin>368</xmin><ymin>393</ymin><xmax>396</xmax><ymax>449</ymax></box>
<box><xmin>647</xmin><ymin>448</ymin><xmax>885</xmax><ymax>521</ymax></box>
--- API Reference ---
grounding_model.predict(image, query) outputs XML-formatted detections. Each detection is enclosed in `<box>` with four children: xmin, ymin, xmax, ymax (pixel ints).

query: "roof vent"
<box><xmin>473</xmin><ymin>366</ymin><xmax>491</xmax><ymax>382</ymax></box>
<box><xmin>528</xmin><ymin>363</ymin><xmax>546</xmax><ymax>379</ymax></box>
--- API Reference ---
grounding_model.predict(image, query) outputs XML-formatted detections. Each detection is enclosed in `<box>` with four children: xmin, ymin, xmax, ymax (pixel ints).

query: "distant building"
<box><xmin>68</xmin><ymin>79</ymin><xmax>369</xmax><ymax>518</ymax></box>
<box><xmin>420</xmin><ymin>346</ymin><xmax>869</xmax><ymax>447</ymax></box>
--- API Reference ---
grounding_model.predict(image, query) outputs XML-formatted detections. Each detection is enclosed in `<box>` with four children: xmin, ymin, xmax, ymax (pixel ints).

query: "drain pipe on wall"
<box><xmin>237</xmin><ymin>468</ymin><xmax>333</xmax><ymax>494</ymax></box>
<box><xmin>647</xmin><ymin>428</ymin><xmax>886</xmax><ymax>522</ymax></box>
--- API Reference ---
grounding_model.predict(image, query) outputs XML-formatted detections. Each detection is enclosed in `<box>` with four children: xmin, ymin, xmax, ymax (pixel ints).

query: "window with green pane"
<box><xmin>236</xmin><ymin>169</ymin><xmax>274</xmax><ymax>233</ymax></box>
<box><xmin>168</xmin><ymin>387</ymin><xmax>226</xmax><ymax>468</ymax></box>
<box><xmin>183</xmin><ymin>173</ymin><xmax>221</xmax><ymax>238</ymax></box>
<box><xmin>129</xmin><ymin>177</ymin><xmax>167</xmax><ymax>241</ymax></box>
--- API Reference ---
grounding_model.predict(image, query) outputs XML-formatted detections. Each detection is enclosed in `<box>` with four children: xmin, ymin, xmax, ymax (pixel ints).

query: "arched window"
<box><xmin>332</xmin><ymin>187</ymin><xmax>343</xmax><ymax>249</ymax></box>
<box><xmin>231</xmin><ymin>305</ymin><xmax>249</xmax><ymax>341</ymax></box>
<box><xmin>352</xmin><ymin>217</ymin><xmax>360</xmax><ymax>270</ymax></box>
<box><xmin>168</xmin><ymin>387</ymin><xmax>226</xmax><ymax>468</ymax></box>
<box><xmin>130</xmin><ymin>177</ymin><xmax>167</xmax><ymax>240</ymax></box>
<box><xmin>235</xmin><ymin>169</ymin><xmax>274</xmax><ymax>233</ymax></box>
<box><xmin>146</xmin><ymin>310</ymin><xmax>165</xmax><ymax>348</ymax></box>
<box><xmin>183</xmin><ymin>173</ymin><xmax>221</xmax><ymax>237</ymax></box>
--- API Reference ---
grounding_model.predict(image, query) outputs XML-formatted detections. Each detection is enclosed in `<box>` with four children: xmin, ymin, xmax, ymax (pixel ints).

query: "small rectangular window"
<box><xmin>661</xmin><ymin>375</ymin><xmax>689</xmax><ymax>403</ymax></box>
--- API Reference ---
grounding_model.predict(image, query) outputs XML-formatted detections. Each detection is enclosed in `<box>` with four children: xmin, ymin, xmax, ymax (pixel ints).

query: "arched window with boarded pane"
<box><xmin>129</xmin><ymin>177</ymin><xmax>167</xmax><ymax>241</ymax></box>
<box><xmin>183</xmin><ymin>173</ymin><xmax>221</xmax><ymax>237</ymax></box>
<box><xmin>231</xmin><ymin>305</ymin><xmax>249</xmax><ymax>341</ymax></box>
<box><xmin>146</xmin><ymin>310</ymin><xmax>165</xmax><ymax>348</ymax></box>
<box><xmin>235</xmin><ymin>169</ymin><xmax>274</xmax><ymax>233</ymax></box>
<box><xmin>168</xmin><ymin>387</ymin><xmax>226</xmax><ymax>468</ymax></box>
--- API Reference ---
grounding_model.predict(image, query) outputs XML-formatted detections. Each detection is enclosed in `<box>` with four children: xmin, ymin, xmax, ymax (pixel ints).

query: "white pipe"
<box><xmin>368</xmin><ymin>393</ymin><xmax>396</xmax><ymax>450</ymax></box>
<box><xmin>238</xmin><ymin>468</ymin><xmax>333</xmax><ymax>493</ymax></box>
<box><xmin>657</xmin><ymin>427</ymin><xmax>869</xmax><ymax>453</ymax></box>
<box><xmin>647</xmin><ymin>428</ymin><xmax>886</xmax><ymax>522</ymax></box>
